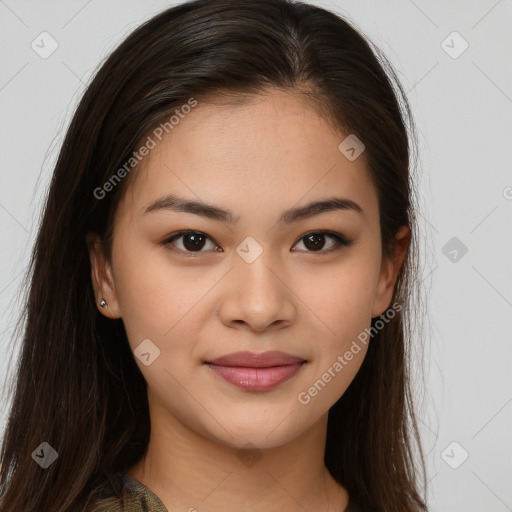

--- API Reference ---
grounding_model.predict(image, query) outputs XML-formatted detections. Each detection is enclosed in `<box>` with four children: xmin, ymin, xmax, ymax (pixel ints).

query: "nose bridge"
<box><xmin>219</xmin><ymin>238</ymin><xmax>295</xmax><ymax>330</ymax></box>
<box><xmin>234</xmin><ymin>240</ymin><xmax>282</xmax><ymax>299</ymax></box>
<box><xmin>234</xmin><ymin>233</ymin><xmax>278</xmax><ymax>281</ymax></box>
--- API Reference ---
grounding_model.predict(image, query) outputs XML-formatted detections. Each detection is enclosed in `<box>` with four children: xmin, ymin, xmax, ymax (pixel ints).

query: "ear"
<box><xmin>85</xmin><ymin>232</ymin><xmax>121</xmax><ymax>319</ymax></box>
<box><xmin>371</xmin><ymin>225</ymin><xmax>410</xmax><ymax>318</ymax></box>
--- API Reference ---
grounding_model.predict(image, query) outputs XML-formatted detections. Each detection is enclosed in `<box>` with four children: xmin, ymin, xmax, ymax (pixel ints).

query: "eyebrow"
<box><xmin>143</xmin><ymin>193</ymin><xmax>364</xmax><ymax>223</ymax></box>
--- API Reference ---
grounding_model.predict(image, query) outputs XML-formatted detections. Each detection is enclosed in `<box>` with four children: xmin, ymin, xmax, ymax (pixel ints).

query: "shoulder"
<box><xmin>90</xmin><ymin>495</ymin><xmax>125</xmax><ymax>512</ymax></box>
<box><xmin>88</xmin><ymin>473</ymin><xmax>125</xmax><ymax>512</ymax></box>
<box><xmin>89</xmin><ymin>473</ymin><xmax>168</xmax><ymax>512</ymax></box>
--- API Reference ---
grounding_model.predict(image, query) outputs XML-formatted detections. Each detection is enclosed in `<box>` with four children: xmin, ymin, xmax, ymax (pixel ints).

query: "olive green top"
<box><xmin>90</xmin><ymin>474</ymin><xmax>167</xmax><ymax>512</ymax></box>
<box><xmin>90</xmin><ymin>473</ymin><xmax>362</xmax><ymax>511</ymax></box>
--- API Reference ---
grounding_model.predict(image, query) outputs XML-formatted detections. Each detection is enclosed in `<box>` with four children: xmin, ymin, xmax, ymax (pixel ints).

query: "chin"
<box><xmin>200</xmin><ymin>417</ymin><xmax>309</xmax><ymax>452</ymax></box>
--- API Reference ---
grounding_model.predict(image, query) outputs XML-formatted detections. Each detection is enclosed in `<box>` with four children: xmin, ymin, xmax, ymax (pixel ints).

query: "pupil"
<box><xmin>184</xmin><ymin>233</ymin><xmax>205</xmax><ymax>251</ymax></box>
<box><xmin>304</xmin><ymin>233</ymin><xmax>324</xmax><ymax>251</ymax></box>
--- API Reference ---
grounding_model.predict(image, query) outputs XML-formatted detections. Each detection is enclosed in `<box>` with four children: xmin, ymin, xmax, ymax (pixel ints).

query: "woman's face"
<box><xmin>88</xmin><ymin>89</ymin><xmax>407</xmax><ymax>449</ymax></box>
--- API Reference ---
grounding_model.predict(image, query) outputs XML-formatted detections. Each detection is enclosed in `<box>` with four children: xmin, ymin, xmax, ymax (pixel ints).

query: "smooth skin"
<box><xmin>87</xmin><ymin>89</ymin><xmax>409</xmax><ymax>512</ymax></box>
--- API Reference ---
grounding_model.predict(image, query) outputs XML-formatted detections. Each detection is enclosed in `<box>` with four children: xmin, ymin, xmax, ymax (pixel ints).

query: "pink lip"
<box><xmin>204</xmin><ymin>351</ymin><xmax>307</xmax><ymax>391</ymax></box>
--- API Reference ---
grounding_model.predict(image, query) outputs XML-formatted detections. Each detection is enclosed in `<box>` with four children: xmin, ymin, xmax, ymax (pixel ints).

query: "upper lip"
<box><xmin>205</xmin><ymin>351</ymin><xmax>306</xmax><ymax>368</ymax></box>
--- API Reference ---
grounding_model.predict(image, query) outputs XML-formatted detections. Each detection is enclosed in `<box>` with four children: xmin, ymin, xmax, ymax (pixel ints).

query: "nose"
<box><xmin>218</xmin><ymin>249</ymin><xmax>297</xmax><ymax>333</ymax></box>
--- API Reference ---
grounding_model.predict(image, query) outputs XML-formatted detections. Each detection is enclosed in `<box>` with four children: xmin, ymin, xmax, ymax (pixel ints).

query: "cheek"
<box><xmin>111</xmin><ymin>238</ymin><xmax>204</xmax><ymax>353</ymax></box>
<box><xmin>291</xmin><ymin>254</ymin><xmax>378</xmax><ymax>395</ymax></box>
<box><xmin>294</xmin><ymin>254</ymin><xmax>380</xmax><ymax>336</ymax></box>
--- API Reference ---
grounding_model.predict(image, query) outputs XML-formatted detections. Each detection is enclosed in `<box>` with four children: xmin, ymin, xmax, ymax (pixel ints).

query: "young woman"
<box><xmin>0</xmin><ymin>0</ymin><xmax>428</xmax><ymax>510</ymax></box>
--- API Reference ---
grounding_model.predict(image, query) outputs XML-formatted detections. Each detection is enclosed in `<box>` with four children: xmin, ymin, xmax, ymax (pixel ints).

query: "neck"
<box><xmin>126</xmin><ymin>396</ymin><xmax>348</xmax><ymax>511</ymax></box>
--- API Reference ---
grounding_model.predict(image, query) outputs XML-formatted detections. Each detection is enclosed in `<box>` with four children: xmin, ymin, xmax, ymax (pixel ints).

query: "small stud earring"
<box><xmin>99</xmin><ymin>299</ymin><xmax>108</xmax><ymax>309</ymax></box>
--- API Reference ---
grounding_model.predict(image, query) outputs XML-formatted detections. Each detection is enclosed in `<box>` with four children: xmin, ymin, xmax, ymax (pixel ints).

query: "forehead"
<box><xmin>117</xmin><ymin>89</ymin><xmax>377</xmax><ymax>224</ymax></box>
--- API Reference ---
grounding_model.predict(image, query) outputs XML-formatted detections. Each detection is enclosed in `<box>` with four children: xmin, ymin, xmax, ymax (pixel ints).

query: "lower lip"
<box><xmin>205</xmin><ymin>362</ymin><xmax>305</xmax><ymax>391</ymax></box>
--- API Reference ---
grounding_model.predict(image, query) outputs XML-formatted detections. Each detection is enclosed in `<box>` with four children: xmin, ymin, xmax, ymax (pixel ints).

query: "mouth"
<box><xmin>203</xmin><ymin>351</ymin><xmax>307</xmax><ymax>391</ymax></box>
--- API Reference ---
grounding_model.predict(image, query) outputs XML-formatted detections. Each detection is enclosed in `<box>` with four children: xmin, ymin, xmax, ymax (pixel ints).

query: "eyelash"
<box><xmin>161</xmin><ymin>230</ymin><xmax>353</xmax><ymax>256</ymax></box>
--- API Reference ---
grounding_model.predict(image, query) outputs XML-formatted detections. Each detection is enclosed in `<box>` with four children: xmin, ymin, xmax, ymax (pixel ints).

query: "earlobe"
<box><xmin>371</xmin><ymin>226</ymin><xmax>410</xmax><ymax>318</ymax></box>
<box><xmin>85</xmin><ymin>232</ymin><xmax>121</xmax><ymax>318</ymax></box>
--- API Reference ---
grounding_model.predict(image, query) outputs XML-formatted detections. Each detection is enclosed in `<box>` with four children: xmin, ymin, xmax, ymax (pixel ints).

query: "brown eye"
<box><xmin>303</xmin><ymin>233</ymin><xmax>327</xmax><ymax>251</ymax></box>
<box><xmin>163</xmin><ymin>230</ymin><xmax>352</xmax><ymax>256</ymax></box>
<box><xmin>164</xmin><ymin>231</ymin><xmax>220</xmax><ymax>253</ymax></box>
<box><xmin>181</xmin><ymin>232</ymin><xmax>207</xmax><ymax>251</ymax></box>
<box><xmin>292</xmin><ymin>231</ymin><xmax>353</xmax><ymax>253</ymax></box>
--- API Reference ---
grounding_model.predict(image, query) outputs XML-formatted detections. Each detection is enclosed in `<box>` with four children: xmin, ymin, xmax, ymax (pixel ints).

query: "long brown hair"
<box><xmin>0</xmin><ymin>1</ymin><xmax>428</xmax><ymax>510</ymax></box>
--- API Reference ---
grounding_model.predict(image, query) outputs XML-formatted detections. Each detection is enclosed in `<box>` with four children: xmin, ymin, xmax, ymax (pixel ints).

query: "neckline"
<box><xmin>122</xmin><ymin>473</ymin><xmax>358</xmax><ymax>512</ymax></box>
<box><xmin>123</xmin><ymin>474</ymin><xmax>169</xmax><ymax>511</ymax></box>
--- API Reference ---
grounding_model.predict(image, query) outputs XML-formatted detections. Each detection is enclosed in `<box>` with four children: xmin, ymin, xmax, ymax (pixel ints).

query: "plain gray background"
<box><xmin>1</xmin><ymin>1</ymin><xmax>511</xmax><ymax>511</ymax></box>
